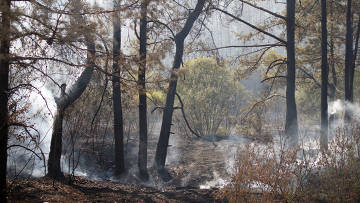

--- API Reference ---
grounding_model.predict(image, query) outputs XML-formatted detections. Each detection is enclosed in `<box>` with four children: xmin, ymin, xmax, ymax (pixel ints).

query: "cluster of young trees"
<box><xmin>1</xmin><ymin>0</ymin><xmax>359</xmax><ymax>201</ymax></box>
<box><xmin>177</xmin><ymin>57</ymin><xmax>247</xmax><ymax>137</ymax></box>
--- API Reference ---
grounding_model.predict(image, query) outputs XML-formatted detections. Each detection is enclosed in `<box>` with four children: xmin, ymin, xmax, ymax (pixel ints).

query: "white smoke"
<box><xmin>199</xmin><ymin>171</ymin><xmax>227</xmax><ymax>189</ymax></box>
<box><xmin>198</xmin><ymin>137</ymin><xmax>248</xmax><ymax>189</ymax></box>
<box><xmin>28</xmin><ymin>82</ymin><xmax>56</xmax><ymax>176</ymax></box>
<box><xmin>329</xmin><ymin>99</ymin><xmax>360</xmax><ymax>121</ymax></box>
<box><xmin>197</xmin><ymin>100</ymin><xmax>360</xmax><ymax>190</ymax></box>
<box><xmin>7</xmin><ymin>80</ymin><xmax>56</xmax><ymax>178</ymax></box>
<box><xmin>329</xmin><ymin>100</ymin><xmax>344</xmax><ymax>115</ymax></box>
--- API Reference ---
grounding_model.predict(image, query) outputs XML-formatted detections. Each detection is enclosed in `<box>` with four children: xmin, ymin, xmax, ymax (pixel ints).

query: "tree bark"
<box><xmin>112</xmin><ymin>0</ymin><xmax>125</xmax><ymax>176</ymax></box>
<box><xmin>352</xmin><ymin>14</ymin><xmax>360</xmax><ymax>101</ymax></box>
<box><xmin>47</xmin><ymin>41</ymin><xmax>96</xmax><ymax>179</ymax></box>
<box><xmin>328</xmin><ymin>1</ymin><xmax>337</xmax><ymax>131</ymax></box>
<box><xmin>320</xmin><ymin>0</ymin><xmax>329</xmax><ymax>152</ymax></box>
<box><xmin>48</xmin><ymin>86</ymin><xmax>66</xmax><ymax>179</ymax></box>
<box><xmin>344</xmin><ymin>0</ymin><xmax>353</xmax><ymax>121</ymax></box>
<box><xmin>285</xmin><ymin>0</ymin><xmax>298</xmax><ymax>147</ymax></box>
<box><xmin>138</xmin><ymin>0</ymin><xmax>149</xmax><ymax>181</ymax></box>
<box><xmin>154</xmin><ymin>0</ymin><xmax>206</xmax><ymax>174</ymax></box>
<box><xmin>0</xmin><ymin>0</ymin><xmax>10</xmax><ymax>201</ymax></box>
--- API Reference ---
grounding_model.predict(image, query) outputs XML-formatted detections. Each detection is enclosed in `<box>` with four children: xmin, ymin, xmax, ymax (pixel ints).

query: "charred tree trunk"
<box><xmin>320</xmin><ymin>0</ymin><xmax>329</xmax><ymax>152</ymax></box>
<box><xmin>154</xmin><ymin>0</ymin><xmax>206</xmax><ymax>175</ymax></box>
<box><xmin>0</xmin><ymin>0</ymin><xmax>10</xmax><ymax>201</ymax></box>
<box><xmin>349</xmin><ymin>15</ymin><xmax>360</xmax><ymax>102</ymax></box>
<box><xmin>344</xmin><ymin>0</ymin><xmax>353</xmax><ymax>121</ymax></box>
<box><xmin>329</xmin><ymin>39</ymin><xmax>337</xmax><ymax>129</ymax></box>
<box><xmin>112</xmin><ymin>0</ymin><xmax>125</xmax><ymax>176</ymax></box>
<box><xmin>48</xmin><ymin>85</ymin><xmax>66</xmax><ymax>179</ymax></box>
<box><xmin>138</xmin><ymin>0</ymin><xmax>149</xmax><ymax>181</ymax></box>
<box><xmin>352</xmin><ymin>15</ymin><xmax>360</xmax><ymax>101</ymax></box>
<box><xmin>48</xmin><ymin>41</ymin><xmax>96</xmax><ymax>179</ymax></box>
<box><xmin>285</xmin><ymin>0</ymin><xmax>298</xmax><ymax>147</ymax></box>
<box><xmin>328</xmin><ymin>1</ymin><xmax>337</xmax><ymax>130</ymax></box>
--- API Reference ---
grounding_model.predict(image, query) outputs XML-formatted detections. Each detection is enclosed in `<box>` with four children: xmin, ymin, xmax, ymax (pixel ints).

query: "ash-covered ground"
<box><xmin>7</xmin><ymin>130</ymin><xmax>248</xmax><ymax>202</ymax></box>
<box><xmin>57</xmin><ymin>119</ymin><xmax>249</xmax><ymax>189</ymax></box>
<box><xmin>7</xmin><ymin>175</ymin><xmax>220</xmax><ymax>202</ymax></box>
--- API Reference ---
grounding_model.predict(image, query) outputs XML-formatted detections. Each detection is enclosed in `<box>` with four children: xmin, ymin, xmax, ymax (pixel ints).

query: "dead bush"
<box><xmin>219</xmin><ymin>124</ymin><xmax>360</xmax><ymax>202</ymax></box>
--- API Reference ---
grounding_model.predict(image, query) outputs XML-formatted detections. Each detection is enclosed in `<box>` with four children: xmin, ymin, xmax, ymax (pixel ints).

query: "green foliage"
<box><xmin>177</xmin><ymin>57</ymin><xmax>248</xmax><ymax>137</ymax></box>
<box><xmin>296</xmin><ymin>84</ymin><xmax>321</xmax><ymax>120</ymax></box>
<box><xmin>293</xmin><ymin>0</ymin><xmax>360</xmax><ymax>118</ymax></box>
<box><xmin>236</xmin><ymin>102</ymin><xmax>273</xmax><ymax>143</ymax></box>
<box><xmin>147</xmin><ymin>90</ymin><xmax>165</xmax><ymax>107</ymax></box>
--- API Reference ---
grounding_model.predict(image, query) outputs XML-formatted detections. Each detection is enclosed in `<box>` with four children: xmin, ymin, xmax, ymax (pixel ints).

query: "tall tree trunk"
<box><xmin>328</xmin><ymin>0</ymin><xmax>338</xmax><ymax>131</ymax></box>
<box><xmin>344</xmin><ymin>0</ymin><xmax>353</xmax><ymax>121</ymax></box>
<box><xmin>112</xmin><ymin>0</ymin><xmax>125</xmax><ymax>176</ymax></box>
<box><xmin>352</xmin><ymin>15</ymin><xmax>360</xmax><ymax>101</ymax></box>
<box><xmin>329</xmin><ymin>44</ymin><xmax>336</xmax><ymax>131</ymax></box>
<box><xmin>285</xmin><ymin>0</ymin><xmax>298</xmax><ymax>147</ymax></box>
<box><xmin>48</xmin><ymin>41</ymin><xmax>96</xmax><ymax>179</ymax></box>
<box><xmin>320</xmin><ymin>0</ymin><xmax>329</xmax><ymax>152</ymax></box>
<box><xmin>0</xmin><ymin>0</ymin><xmax>10</xmax><ymax>201</ymax></box>
<box><xmin>138</xmin><ymin>0</ymin><xmax>149</xmax><ymax>181</ymax></box>
<box><xmin>48</xmin><ymin>86</ymin><xmax>66</xmax><ymax>179</ymax></box>
<box><xmin>154</xmin><ymin>0</ymin><xmax>206</xmax><ymax>175</ymax></box>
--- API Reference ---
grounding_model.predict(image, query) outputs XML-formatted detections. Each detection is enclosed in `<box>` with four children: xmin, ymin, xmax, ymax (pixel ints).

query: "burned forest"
<box><xmin>1</xmin><ymin>0</ymin><xmax>360</xmax><ymax>202</ymax></box>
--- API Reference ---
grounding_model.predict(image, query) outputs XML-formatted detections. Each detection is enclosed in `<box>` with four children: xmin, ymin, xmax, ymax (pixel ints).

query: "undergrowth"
<box><xmin>219</xmin><ymin>124</ymin><xmax>360</xmax><ymax>202</ymax></box>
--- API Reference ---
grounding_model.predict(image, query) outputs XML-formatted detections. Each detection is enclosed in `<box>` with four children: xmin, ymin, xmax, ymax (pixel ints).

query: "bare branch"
<box><xmin>240</xmin><ymin>94</ymin><xmax>285</xmax><ymax>123</ymax></box>
<box><xmin>148</xmin><ymin>19</ymin><xmax>176</xmax><ymax>39</ymax></box>
<box><xmin>31</xmin><ymin>0</ymin><xmax>140</xmax><ymax>16</ymax></box>
<box><xmin>239</xmin><ymin>0</ymin><xmax>286</xmax><ymax>20</ymax></box>
<box><xmin>175</xmin><ymin>92</ymin><xmax>201</xmax><ymax>138</ymax></box>
<box><xmin>90</xmin><ymin>34</ymin><xmax>111</xmax><ymax>131</ymax></box>
<box><xmin>8</xmin><ymin>83</ymin><xmax>54</xmax><ymax>118</ymax></box>
<box><xmin>134</xmin><ymin>19</ymin><xmax>141</xmax><ymax>41</ymax></box>
<box><xmin>298</xmin><ymin>67</ymin><xmax>321</xmax><ymax>87</ymax></box>
<box><xmin>261</xmin><ymin>75</ymin><xmax>287</xmax><ymax>83</ymax></box>
<box><xmin>198</xmin><ymin>43</ymin><xmax>284</xmax><ymax>52</ymax></box>
<box><xmin>7</xmin><ymin>145</ymin><xmax>42</xmax><ymax>160</ymax></box>
<box><xmin>266</xmin><ymin>58</ymin><xmax>286</xmax><ymax>74</ymax></box>
<box><xmin>212</xmin><ymin>7</ymin><xmax>287</xmax><ymax>45</ymax></box>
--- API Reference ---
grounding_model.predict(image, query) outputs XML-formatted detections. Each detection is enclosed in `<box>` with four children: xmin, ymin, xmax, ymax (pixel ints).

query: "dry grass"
<box><xmin>219</xmin><ymin>124</ymin><xmax>360</xmax><ymax>203</ymax></box>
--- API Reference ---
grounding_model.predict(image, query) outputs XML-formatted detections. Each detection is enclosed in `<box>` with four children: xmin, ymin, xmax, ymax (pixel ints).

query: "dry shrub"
<box><xmin>237</xmin><ymin>105</ymin><xmax>272</xmax><ymax>143</ymax></box>
<box><xmin>218</xmin><ymin>144</ymin><xmax>300</xmax><ymax>202</ymax></box>
<box><xmin>309</xmin><ymin>126</ymin><xmax>360</xmax><ymax>202</ymax></box>
<box><xmin>219</xmin><ymin>124</ymin><xmax>360</xmax><ymax>203</ymax></box>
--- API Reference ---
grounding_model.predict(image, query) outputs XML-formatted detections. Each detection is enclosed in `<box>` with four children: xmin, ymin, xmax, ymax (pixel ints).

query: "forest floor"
<box><xmin>6</xmin><ymin>125</ymin><xmax>250</xmax><ymax>202</ymax></box>
<box><xmin>7</xmin><ymin>175</ymin><xmax>220</xmax><ymax>202</ymax></box>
